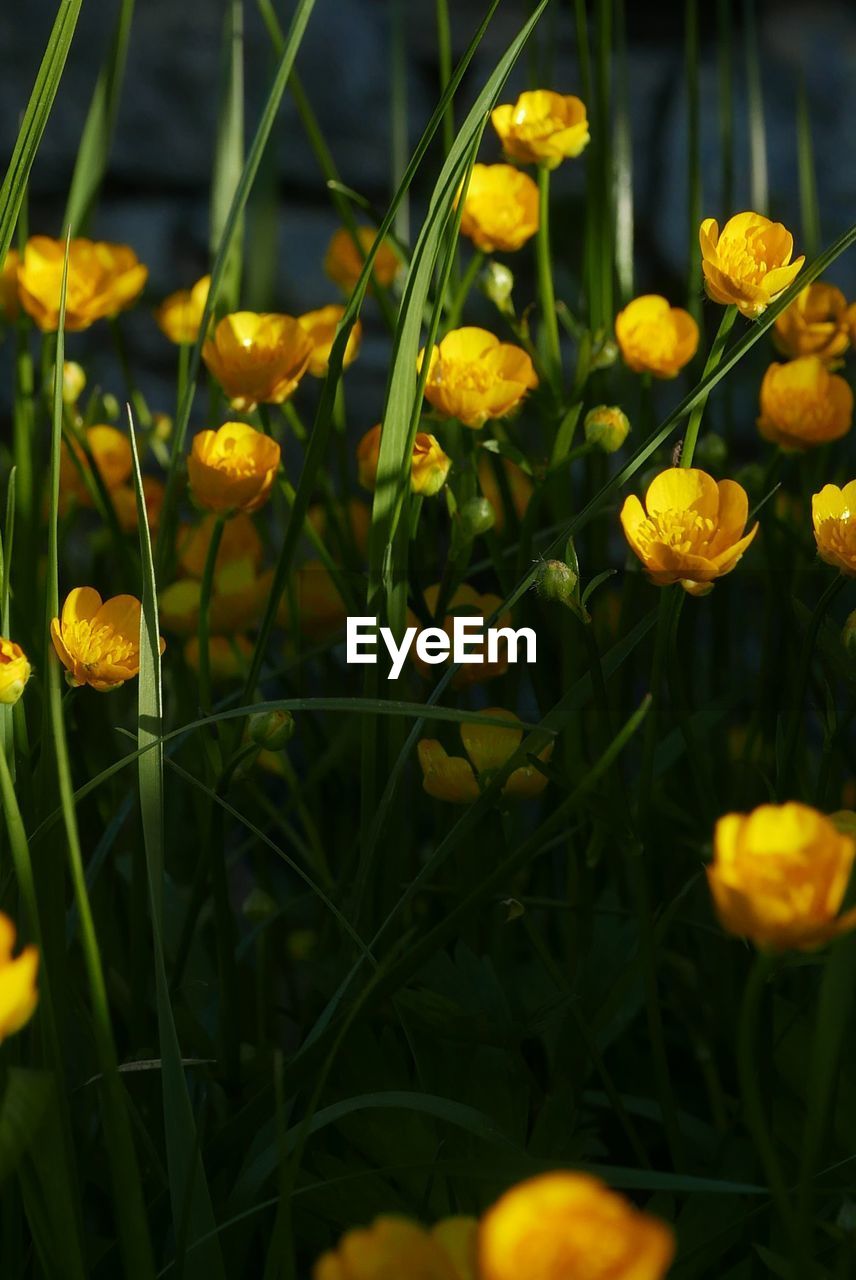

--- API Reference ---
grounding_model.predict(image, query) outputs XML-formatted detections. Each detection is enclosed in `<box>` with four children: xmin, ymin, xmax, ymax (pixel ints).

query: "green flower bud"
<box><xmin>735</xmin><ymin>463</ymin><xmax>766</xmax><ymax>498</ymax></box>
<box><xmin>242</xmin><ymin>887</ymin><xmax>278</xmax><ymax>923</ymax></box>
<box><xmin>459</xmin><ymin>496</ymin><xmax>495</xmax><ymax>540</ymax></box>
<box><xmin>249</xmin><ymin>709</ymin><xmax>295</xmax><ymax>751</ymax></box>
<box><xmin>584</xmin><ymin>405</ymin><xmax>630</xmax><ymax>454</ymax></box>
<box><xmin>694</xmin><ymin>432</ymin><xmax>728</xmax><ymax>469</ymax></box>
<box><xmin>62</xmin><ymin>361</ymin><xmax>86</xmax><ymax>405</ymax></box>
<box><xmin>101</xmin><ymin>392</ymin><xmax>121</xmax><ymax>421</ymax></box>
<box><xmin>536</xmin><ymin>559</ymin><xmax>578</xmax><ymax>604</ymax></box>
<box><xmin>480</xmin><ymin>261</ymin><xmax>515</xmax><ymax>314</ymax></box>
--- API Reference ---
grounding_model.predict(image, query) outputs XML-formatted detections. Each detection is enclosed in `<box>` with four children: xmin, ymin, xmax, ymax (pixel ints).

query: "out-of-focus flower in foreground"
<box><xmin>202</xmin><ymin>312</ymin><xmax>312</xmax><ymax>410</ymax></box>
<box><xmin>51</xmin><ymin>588</ymin><xmax>163</xmax><ymax>691</ymax></box>
<box><xmin>478</xmin><ymin>454</ymin><xmax>532</xmax><ymax>533</ymax></box>
<box><xmin>0</xmin><ymin>638</ymin><xmax>31</xmax><ymax>706</ymax></box>
<box><xmin>184</xmin><ymin>634</ymin><xmax>253</xmax><ymax>681</ymax></box>
<box><xmin>418</xmin><ymin>708</ymin><xmax>552</xmax><ymax>804</ymax></box>
<box><xmin>160</xmin><ymin>561</ymin><xmax>273</xmax><ymax>636</ymax></box>
<box><xmin>813</xmin><ymin>480</ymin><xmax>856</xmax><ymax>575</ymax></box>
<box><xmin>308</xmin><ymin>499</ymin><xmax>371</xmax><ymax>559</ymax></box>
<box><xmin>478</xmin><ymin>1172</ymin><xmax>674</xmax><ymax>1280</ymax></box>
<box><xmin>620</xmin><ymin>467</ymin><xmax>758</xmax><ymax>596</ymax></box>
<box><xmin>356</xmin><ymin>424</ymin><xmax>451</xmax><ymax>497</ymax></box>
<box><xmin>410</xmin><ymin>584</ymin><xmax>511</xmax><ymax>685</ymax></box>
<box><xmin>324</xmin><ymin>226</ymin><xmax>400</xmax><ymax>294</ymax></box>
<box><xmin>418</xmin><ymin>328</ymin><xmax>538</xmax><ymax>429</ymax></box>
<box><xmin>584</xmin><ymin>404</ymin><xmax>631</xmax><ymax>453</ymax></box>
<box><xmin>0</xmin><ymin>913</ymin><xmax>39</xmax><ymax>1044</ymax></box>
<box><xmin>757</xmin><ymin>356</ymin><xmax>853</xmax><ymax>450</ymax></box>
<box><xmin>615</xmin><ymin>295</ymin><xmax>698</xmax><ymax>378</ymax></box>
<box><xmin>699</xmin><ymin>212</ymin><xmax>804</xmax><ymax>318</ymax></box>
<box><xmin>298</xmin><ymin>304</ymin><xmax>362</xmax><ymax>376</ymax></box>
<box><xmin>62</xmin><ymin>361</ymin><xmax>87</xmax><ymax>405</ymax></box>
<box><xmin>112</xmin><ymin>475</ymin><xmax>166</xmax><ymax>535</ymax></box>
<box><xmin>0</xmin><ymin>249</ymin><xmax>20</xmax><ymax>319</ymax></box>
<box><xmin>314</xmin><ymin>1214</ymin><xmax>476</xmax><ymax>1280</ymax></box>
<box><xmin>459</xmin><ymin>164</ymin><xmax>539</xmax><ymax>254</ymax></box>
<box><xmin>279</xmin><ymin>561</ymin><xmax>349</xmax><ymax>642</ymax></box>
<box><xmin>18</xmin><ymin>236</ymin><xmax>148</xmax><ymax>331</ymax></box>
<box><xmin>178</xmin><ymin>512</ymin><xmax>263</xmax><ymax>578</ymax></box>
<box><xmin>187</xmin><ymin>421</ymin><xmax>280</xmax><ymax>515</ymax></box>
<box><xmin>155</xmin><ymin>274</ymin><xmax>211</xmax><ymax>345</ymax></box>
<box><xmin>707</xmin><ymin>802</ymin><xmax>856</xmax><ymax>950</ymax></box>
<box><xmin>774</xmin><ymin>282</ymin><xmax>850</xmax><ymax>363</ymax></box>
<box><xmin>60</xmin><ymin>425</ymin><xmax>133</xmax><ymax>509</ymax></box>
<box><xmin>490</xmin><ymin>90</ymin><xmax>590</xmax><ymax>168</ymax></box>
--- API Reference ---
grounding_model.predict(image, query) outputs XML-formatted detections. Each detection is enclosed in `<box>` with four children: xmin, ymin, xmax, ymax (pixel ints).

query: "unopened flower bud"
<box><xmin>537</xmin><ymin>559</ymin><xmax>578</xmax><ymax>604</ymax></box>
<box><xmin>480</xmin><ymin>261</ymin><xmax>515</xmax><ymax>314</ymax></box>
<box><xmin>249</xmin><ymin>708</ymin><xmax>295</xmax><ymax>751</ymax></box>
<box><xmin>735</xmin><ymin>462</ymin><xmax>765</xmax><ymax>498</ymax></box>
<box><xmin>153</xmin><ymin>412</ymin><xmax>173</xmax><ymax>442</ymax></box>
<box><xmin>62</xmin><ymin>361</ymin><xmax>86</xmax><ymax>405</ymax></box>
<box><xmin>242</xmin><ymin>887</ymin><xmax>277</xmax><ymax>923</ymax></box>
<box><xmin>695</xmin><ymin>433</ymin><xmax>727</xmax><ymax>469</ymax></box>
<box><xmin>459</xmin><ymin>496</ymin><xmax>495</xmax><ymax>540</ymax></box>
<box><xmin>101</xmin><ymin>392</ymin><xmax>120</xmax><ymax>421</ymax></box>
<box><xmin>584</xmin><ymin>405</ymin><xmax>630</xmax><ymax>454</ymax></box>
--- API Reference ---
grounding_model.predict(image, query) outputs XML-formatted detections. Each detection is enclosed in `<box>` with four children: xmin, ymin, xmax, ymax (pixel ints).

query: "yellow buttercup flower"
<box><xmin>707</xmin><ymin>802</ymin><xmax>856</xmax><ymax>950</ymax></box>
<box><xmin>17</xmin><ymin>235</ymin><xmax>148</xmax><ymax>332</ymax></box>
<box><xmin>202</xmin><ymin>312</ymin><xmax>313</xmax><ymax>410</ymax></box>
<box><xmin>51</xmin><ymin>588</ymin><xmax>164</xmax><ymax>691</ymax></box>
<box><xmin>160</xmin><ymin>562</ymin><xmax>273</xmax><ymax>636</ymax></box>
<box><xmin>812</xmin><ymin>480</ymin><xmax>856</xmax><ymax>575</ymax></box>
<box><xmin>0</xmin><ymin>914</ymin><xmax>39</xmax><ymax>1044</ymax></box>
<box><xmin>178</xmin><ymin>512</ymin><xmax>263</xmax><ymax>578</ymax></box>
<box><xmin>490</xmin><ymin>90</ymin><xmax>590</xmax><ymax>168</ymax></box>
<box><xmin>356</xmin><ymin>424</ymin><xmax>451</xmax><ymax>497</ymax></box>
<box><xmin>477</xmin><ymin>454</ymin><xmax>533</xmax><ymax>534</ymax></box>
<box><xmin>418</xmin><ymin>328</ymin><xmax>538</xmax><ymax>429</ymax></box>
<box><xmin>699</xmin><ymin>212</ymin><xmax>804</xmax><ymax>318</ymax></box>
<box><xmin>773</xmin><ymin>282</ymin><xmax>850</xmax><ymax>363</ymax></box>
<box><xmin>324</xmin><ymin>226</ymin><xmax>400</xmax><ymax>294</ymax></box>
<box><xmin>112</xmin><ymin>475</ymin><xmax>166</xmax><ymax>535</ymax></box>
<box><xmin>0</xmin><ymin>249</ymin><xmax>20</xmax><ymax>319</ymax></box>
<box><xmin>478</xmin><ymin>1172</ymin><xmax>674</xmax><ymax>1280</ymax></box>
<box><xmin>314</xmin><ymin>1214</ymin><xmax>475</xmax><ymax>1280</ymax></box>
<box><xmin>0</xmin><ymin>638</ymin><xmax>31</xmax><ymax>706</ymax></box>
<box><xmin>155</xmin><ymin>274</ymin><xmax>211</xmax><ymax>345</ymax></box>
<box><xmin>60</xmin><ymin>425</ymin><xmax>133</xmax><ymax>509</ymax></box>
<box><xmin>615</xmin><ymin>295</ymin><xmax>699</xmax><ymax>378</ymax></box>
<box><xmin>757</xmin><ymin>356</ymin><xmax>853</xmax><ymax>450</ymax></box>
<box><xmin>846</xmin><ymin>302</ymin><xmax>856</xmax><ymax>347</ymax></box>
<box><xmin>418</xmin><ymin>708</ymin><xmax>552</xmax><ymax>804</ymax></box>
<box><xmin>298</xmin><ymin>304</ymin><xmax>362</xmax><ymax>376</ymax></box>
<box><xmin>187</xmin><ymin>421</ymin><xmax>280</xmax><ymax>516</ymax></box>
<box><xmin>410</xmin><ymin>584</ymin><xmax>511</xmax><ymax>686</ymax></box>
<box><xmin>620</xmin><ymin>467</ymin><xmax>758</xmax><ymax>596</ymax></box>
<box><xmin>459</xmin><ymin>164</ymin><xmax>539</xmax><ymax>253</ymax></box>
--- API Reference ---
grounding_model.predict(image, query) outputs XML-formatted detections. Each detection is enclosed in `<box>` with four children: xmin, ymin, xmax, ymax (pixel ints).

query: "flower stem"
<box><xmin>680</xmin><ymin>303</ymin><xmax>737</xmax><ymax>467</ymax></box>
<box><xmin>197</xmin><ymin>514</ymin><xmax>226</xmax><ymax>713</ymax></box>
<box><xmin>536</xmin><ymin>165</ymin><xmax>562</xmax><ymax>388</ymax></box>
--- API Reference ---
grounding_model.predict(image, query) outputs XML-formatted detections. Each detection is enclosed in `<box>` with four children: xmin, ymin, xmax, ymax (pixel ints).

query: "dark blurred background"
<box><xmin>1</xmin><ymin>0</ymin><xmax>854</xmax><ymax>434</ymax></box>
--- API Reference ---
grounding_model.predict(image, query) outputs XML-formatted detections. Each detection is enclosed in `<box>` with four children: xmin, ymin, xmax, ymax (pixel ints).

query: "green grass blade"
<box><xmin>210</xmin><ymin>0</ymin><xmax>245</xmax><ymax>310</ymax></box>
<box><xmin>63</xmin><ymin>0</ymin><xmax>135</xmax><ymax>233</ymax></box>
<box><xmin>796</xmin><ymin>72</ymin><xmax>821</xmax><ymax>260</ymax></box>
<box><xmin>685</xmin><ymin>0</ymin><xmax>701</xmax><ymax>320</ymax></box>
<box><xmin>717</xmin><ymin>0</ymin><xmax>734</xmax><ymax>215</ymax></box>
<box><xmin>744</xmin><ymin>0</ymin><xmax>768</xmax><ymax>214</ymax></box>
<box><xmin>390</xmin><ymin>0</ymin><xmax>410</xmax><ymax>242</ymax></box>
<box><xmin>613</xmin><ymin>0</ymin><xmax>633</xmax><ymax>305</ymax></box>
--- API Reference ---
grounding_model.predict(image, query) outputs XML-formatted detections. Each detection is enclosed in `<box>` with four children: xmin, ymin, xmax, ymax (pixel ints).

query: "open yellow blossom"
<box><xmin>757</xmin><ymin>356</ymin><xmax>853</xmax><ymax>450</ymax></box>
<box><xmin>478</xmin><ymin>1172</ymin><xmax>674</xmax><ymax>1280</ymax></box>
<box><xmin>314</xmin><ymin>1215</ymin><xmax>475</xmax><ymax>1280</ymax></box>
<box><xmin>178</xmin><ymin>512</ymin><xmax>263</xmax><ymax>578</ymax></box>
<box><xmin>51</xmin><ymin>588</ymin><xmax>164</xmax><ymax>691</ymax></box>
<box><xmin>298</xmin><ymin>304</ymin><xmax>362</xmax><ymax>376</ymax></box>
<box><xmin>357</xmin><ymin>424</ymin><xmax>451</xmax><ymax>497</ymax></box>
<box><xmin>60</xmin><ymin>425</ymin><xmax>133</xmax><ymax>509</ymax></box>
<box><xmin>620</xmin><ymin>467</ymin><xmax>758</xmax><ymax>596</ymax></box>
<box><xmin>18</xmin><ymin>235</ymin><xmax>148</xmax><ymax>332</ymax></box>
<box><xmin>324</xmin><ymin>226</ymin><xmax>400</xmax><ymax>294</ymax></box>
<box><xmin>0</xmin><ymin>638</ymin><xmax>31</xmax><ymax>706</ymax></box>
<box><xmin>0</xmin><ymin>249</ymin><xmax>20</xmax><ymax>319</ymax></box>
<box><xmin>418</xmin><ymin>328</ymin><xmax>538</xmax><ymax>428</ymax></box>
<box><xmin>491</xmin><ymin>90</ymin><xmax>590</xmax><ymax>168</ymax></box>
<box><xmin>459</xmin><ymin>164</ymin><xmax>539</xmax><ymax>253</ymax></box>
<box><xmin>0</xmin><ymin>914</ymin><xmax>39</xmax><ymax>1043</ymax></box>
<box><xmin>418</xmin><ymin>708</ymin><xmax>553</xmax><ymax>804</ymax></box>
<box><xmin>615</xmin><ymin>295</ymin><xmax>699</xmax><ymax>378</ymax></box>
<box><xmin>410</xmin><ymin>584</ymin><xmax>511</xmax><ymax>686</ymax></box>
<box><xmin>112</xmin><ymin>475</ymin><xmax>166</xmax><ymax>535</ymax></box>
<box><xmin>708</xmin><ymin>802</ymin><xmax>856</xmax><ymax>950</ymax></box>
<box><xmin>774</xmin><ymin>282</ymin><xmax>850</xmax><ymax>362</ymax></box>
<box><xmin>812</xmin><ymin>481</ymin><xmax>856</xmax><ymax>575</ymax></box>
<box><xmin>202</xmin><ymin>312</ymin><xmax>313</xmax><ymax>410</ymax></box>
<box><xmin>187</xmin><ymin>421</ymin><xmax>280</xmax><ymax>515</ymax></box>
<box><xmin>160</xmin><ymin>562</ymin><xmax>273</xmax><ymax>636</ymax></box>
<box><xmin>478</xmin><ymin>454</ymin><xmax>532</xmax><ymax>534</ymax></box>
<box><xmin>155</xmin><ymin>274</ymin><xmax>211</xmax><ymax>345</ymax></box>
<box><xmin>184</xmin><ymin>634</ymin><xmax>253</xmax><ymax>681</ymax></box>
<box><xmin>699</xmin><ymin>212</ymin><xmax>804</xmax><ymax>318</ymax></box>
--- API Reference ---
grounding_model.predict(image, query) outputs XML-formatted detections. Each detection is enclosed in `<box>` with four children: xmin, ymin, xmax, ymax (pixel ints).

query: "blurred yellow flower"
<box><xmin>178</xmin><ymin>511</ymin><xmax>263</xmax><ymax>578</ymax></box>
<box><xmin>418</xmin><ymin>327</ymin><xmax>538</xmax><ymax>428</ymax></box>
<box><xmin>615</xmin><ymin>295</ymin><xmax>699</xmax><ymax>378</ymax></box>
<box><xmin>812</xmin><ymin>480</ymin><xmax>856</xmax><ymax>575</ymax></box>
<box><xmin>308</xmin><ymin>499</ymin><xmax>371</xmax><ymax>559</ymax></box>
<box><xmin>356</xmin><ymin>423</ymin><xmax>451</xmax><ymax>497</ymax></box>
<box><xmin>160</xmin><ymin>561</ymin><xmax>273</xmax><ymax>636</ymax></box>
<box><xmin>60</xmin><ymin>425</ymin><xmax>133</xmax><ymax>509</ymax></box>
<box><xmin>324</xmin><ymin>226</ymin><xmax>400</xmax><ymax>293</ymax></box>
<box><xmin>184</xmin><ymin>634</ymin><xmax>253</xmax><ymax>681</ymax></box>
<box><xmin>155</xmin><ymin>274</ymin><xmax>211</xmax><ymax>345</ymax></box>
<box><xmin>477</xmin><ymin>454</ymin><xmax>533</xmax><ymax>534</ymax></box>
<box><xmin>757</xmin><ymin>356</ymin><xmax>853</xmax><ymax>450</ymax></box>
<box><xmin>112</xmin><ymin>475</ymin><xmax>166</xmax><ymax>535</ymax></box>
<box><xmin>18</xmin><ymin>235</ymin><xmax>148</xmax><ymax>332</ymax></box>
<box><xmin>773</xmin><ymin>282</ymin><xmax>850</xmax><ymax>363</ymax></box>
<box><xmin>0</xmin><ymin>914</ymin><xmax>39</xmax><ymax>1044</ymax></box>
<box><xmin>620</xmin><ymin>467</ymin><xmax>758</xmax><ymax>596</ymax></box>
<box><xmin>0</xmin><ymin>248</ymin><xmax>20</xmax><ymax>320</ymax></box>
<box><xmin>418</xmin><ymin>708</ymin><xmax>552</xmax><ymax>804</ymax></box>
<box><xmin>699</xmin><ymin>212</ymin><xmax>804</xmax><ymax>318</ymax></box>
<box><xmin>282</xmin><ymin>561</ymin><xmax>348</xmax><ymax>642</ymax></box>
<box><xmin>298</xmin><ymin>304</ymin><xmax>362</xmax><ymax>376</ymax></box>
<box><xmin>490</xmin><ymin>90</ymin><xmax>590</xmax><ymax>168</ymax></box>
<box><xmin>202</xmin><ymin>312</ymin><xmax>313</xmax><ymax>410</ymax></box>
<box><xmin>459</xmin><ymin>164</ymin><xmax>539</xmax><ymax>253</ymax></box>
<box><xmin>62</xmin><ymin>360</ymin><xmax>86</xmax><ymax>405</ymax></box>
<box><xmin>51</xmin><ymin>588</ymin><xmax>163</xmax><ymax>691</ymax></box>
<box><xmin>0</xmin><ymin>637</ymin><xmax>31</xmax><ymax>706</ymax></box>
<box><xmin>187</xmin><ymin>421</ymin><xmax>280</xmax><ymax>515</ymax></box>
<box><xmin>314</xmin><ymin>1215</ymin><xmax>475</xmax><ymax>1280</ymax></box>
<box><xmin>478</xmin><ymin>1172</ymin><xmax>674</xmax><ymax>1280</ymax></box>
<box><xmin>708</xmin><ymin>802</ymin><xmax>856</xmax><ymax>950</ymax></box>
<box><xmin>846</xmin><ymin>302</ymin><xmax>856</xmax><ymax>347</ymax></box>
<box><xmin>410</xmin><ymin>584</ymin><xmax>510</xmax><ymax>686</ymax></box>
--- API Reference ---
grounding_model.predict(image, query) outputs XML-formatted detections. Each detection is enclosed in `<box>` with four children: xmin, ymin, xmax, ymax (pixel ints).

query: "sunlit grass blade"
<box><xmin>717</xmin><ymin>0</ymin><xmax>734</xmax><ymax>214</ymax></box>
<box><xmin>685</xmin><ymin>0</ymin><xmax>702</xmax><ymax>320</ymax></box>
<box><xmin>744</xmin><ymin>0</ymin><xmax>768</xmax><ymax>214</ymax></box>
<box><xmin>613</xmin><ymin>0</ymin><xmax>633</xmax><ymax>306</ymax></box>
<box><xmin>796</xmin><ymin>73</ymin><xmax>821</xmax><ymax>259</ymax></box>
<box><xmin>390</xmin><ymin>0</ymin><xmax>409</xmax><ymax>243</ymax></box>
<box><xmin>210</xmin><ymin>0</ymin><xmax>245</xmax><ymax>311</ymax></box>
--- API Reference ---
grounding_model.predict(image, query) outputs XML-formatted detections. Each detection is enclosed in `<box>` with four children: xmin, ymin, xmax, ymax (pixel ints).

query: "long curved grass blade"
<box><xmin>796</xmin><ymin>73</ymin><xmax>821</xmax><ymax>259</ymax></box>
<box><xmin>744</xmin><ymin>0</ymin><xmax>768</xmax><ymax>214</ymax></box>
<box><xmin>210</xmin><ymin>0</ymin><xmax>245</xmax><ymax>310</ymax></box>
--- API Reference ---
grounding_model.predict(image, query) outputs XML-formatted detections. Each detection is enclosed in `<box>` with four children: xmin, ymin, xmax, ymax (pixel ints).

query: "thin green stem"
<box><xmin>536</xmin><ymin>165</ymin><xmax>561</xmax><ymax>387</ymax></box>
<box><xmin>680</xmin><ymin>304</ymin><xmax>737</xmax><ymax>467</ymax></box>
<box><xmin>197</xmin><ymin>514</ymin><xmax>226</xmax><ymax>714</ymax></box>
